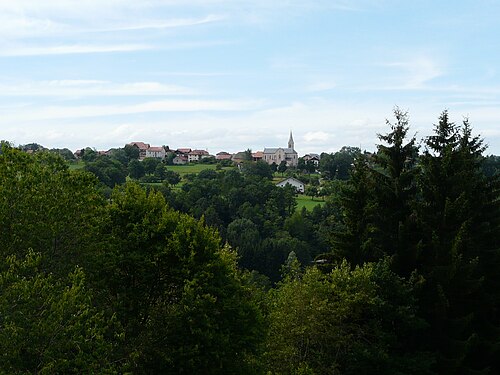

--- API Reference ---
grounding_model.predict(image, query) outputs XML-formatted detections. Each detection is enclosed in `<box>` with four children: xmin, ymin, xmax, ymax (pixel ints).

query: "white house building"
<box><xmin>188</xmin><ymin>149</ymin><xmax>210</xmax><ymax>162</ymax></box>
<box><xmin>303</xmin><ymin>153</ymin><xmax>321</xmax><ymax>166</ymax></box>
<box><xmin>145</xmin><ymin>146</ymin><xmax>166</xmax><ymax>160</ymax></box>
<box><xmin>276</xmin><ymin>177</ymin><xmax>305</xmax><ymax>193</ymax></box>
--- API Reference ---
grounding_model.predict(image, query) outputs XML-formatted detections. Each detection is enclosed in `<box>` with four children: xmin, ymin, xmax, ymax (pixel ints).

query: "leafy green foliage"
<box><xmin>319</xmin><ymin>146</ymin><xmax>360</xmax><ymax>180</ymax></box>
<box><xmin>128</xmin><ymin>158</ymin><xmax>146</xmax><ymax>179</ymax></box>
<box><xmin>98</xmin><ymin>183</ymin><xmax>266</xmax><ymax>373</ymax></box>
<box><xmin>0</xmin><ymin>251</ymin><xmax>123</xmax><ymax>374</ymax></box>
<box><xmin>164</xmin><ymin>169</ymin><xmax>181</xmax><ymax>185</ymax></box>
<box><xmin>124</xmin><ymin>144</ymin><xmax>140</xmax><ymax>160</ymax></box>
<box><xmin>266</xmin><ymin>259</ymin><xmax>433</xmax><ymax>374</ymax></box>
<box><xmin>241</xmin><ymin>160</ymin><xmax>274</xmax><ymax>179</ymax></box>
<box><xmin>84</xmin><ymin>155</ymin><xmax>127</xmax><ymax>188</ymax></box>
<box><xmin>0</xmin><ymin>145</ymin><xmax>105</xmax><ymax>276</ymax></box>
<box><xmin>142</xmin><ymin>157</ymin><xmax>161</xmax><ymax>175</ymax></box>
<box><xmin>50</xmin><ymin>147</ymin><xmax>76</xmax><ymax>161</ymax></box>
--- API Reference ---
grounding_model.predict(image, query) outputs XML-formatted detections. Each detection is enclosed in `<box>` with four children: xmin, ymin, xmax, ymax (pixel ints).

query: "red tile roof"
<box><xmin>129</xmin><ymin>142</ymin><xmax>150</xmax><ymax>150</ymax></box>
<box><xmin>190</xmin><ymin>149</ymin><xmax>209</xmax><ymax>155</ymax></box>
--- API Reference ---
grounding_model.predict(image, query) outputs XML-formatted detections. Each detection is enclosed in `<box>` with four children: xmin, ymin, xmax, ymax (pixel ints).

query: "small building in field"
<box><xmin>276</xmin><ymin>177</ymin><xmax>305</xmax><ymax>193</ymax></box>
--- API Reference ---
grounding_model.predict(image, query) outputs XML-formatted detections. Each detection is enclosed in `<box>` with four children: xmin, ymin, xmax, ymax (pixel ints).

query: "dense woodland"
<box><xmin>1</xmin><ymin>109</ymin><xmax>500</xmax><ymax>374</ymax></box>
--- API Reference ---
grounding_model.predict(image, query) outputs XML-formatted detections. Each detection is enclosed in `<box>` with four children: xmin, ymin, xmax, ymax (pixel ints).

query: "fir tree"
<box><xmin>417</xmin><ymin>111</ymin><xmax>499</xmax><ymax>374</ymax></box>
<box><xmin>330</xmin><ymin>153</ymin><xmax>380</xmax><ymax>266</ymax></box>
<box><xmin>372</xmin><ymin>108</ymin><xmax>420</xmax><ymax>276</ymax></box>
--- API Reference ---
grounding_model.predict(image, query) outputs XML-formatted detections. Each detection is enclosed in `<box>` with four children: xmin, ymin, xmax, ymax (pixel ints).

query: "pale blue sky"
<box><xmin>1</xmin><ymin>0</ymin><xmax>500</xmax><ymax>155</ymax></box>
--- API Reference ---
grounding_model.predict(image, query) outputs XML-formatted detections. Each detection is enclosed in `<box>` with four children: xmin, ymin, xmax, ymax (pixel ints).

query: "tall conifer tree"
<box><xmin>372</xmin><ymin>108</ymin><xmax>420</xmax><ymax>276</ymax></box>
<box><xmin>417</xmin><ymin>111</ymin><xmax>499</xmax><ymax>374</ymax></box>
<box><xmin>329</xmin><ymin>153</ymin><xmax>380</xmax><ymax>266</ymax></box>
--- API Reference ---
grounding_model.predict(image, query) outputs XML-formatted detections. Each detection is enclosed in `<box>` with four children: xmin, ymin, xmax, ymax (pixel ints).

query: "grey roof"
<box><xmin>276</xmin><ymin>177</ymin><xmax>304</xmax><ymax>185</ymax></box>
<box><xmin>263</xmin><ymin>147</ymin><xmax>297</xmax><ymax>154</ymax></box>
<box><xmin>305</xmin><ymin>153</ymin><xmax>320</xmax><ymax>158</ymax></box>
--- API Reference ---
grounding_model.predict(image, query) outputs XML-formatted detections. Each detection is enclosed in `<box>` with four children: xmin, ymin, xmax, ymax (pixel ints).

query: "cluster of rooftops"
<box><xmin>126</xmin><ymin>131</ymin><xmax>320</xmax><ymax>168</ymax></box>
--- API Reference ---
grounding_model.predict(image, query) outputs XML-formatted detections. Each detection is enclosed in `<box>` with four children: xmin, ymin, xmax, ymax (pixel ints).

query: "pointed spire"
<box><xmin>288</xmin><ymin>130</ymin><xmax>294</xmax><ymax>150</ymax></box>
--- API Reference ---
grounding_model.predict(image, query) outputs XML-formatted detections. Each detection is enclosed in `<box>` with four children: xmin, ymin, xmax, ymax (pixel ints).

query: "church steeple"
<box><xmin>288</xmin><ymin>130</ymin><xmax>294</xmax><ymax>150</ymax></box>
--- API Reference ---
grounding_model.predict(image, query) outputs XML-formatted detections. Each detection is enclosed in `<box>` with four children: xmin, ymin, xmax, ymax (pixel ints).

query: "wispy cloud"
<box><xmin>0</xmin><ymin>16</ymin><xmax>69</xmax><ymax>38</ymax></box>
<box><xmin>0</xmin><ymin>44</ymin><xmax>153</xmax><ymax>57</ymax></box>
<box><xmin>303</xmin><ymin>131</ymin><xmax>332</xmax><ymax>143</ymax></box>
<box><xmin>0</xmin><ymin>80</ymin><xmax>198</xmax><ymax>97</ymax></box>
<box><xmin>306</xmin><ymin>81</ymin><xmax>336</xmax><ymax>92</ymax></box>
<box><xmin>95</xmin><ymin>15</ymin><xmax>226</xmax><ymax>32</ymax></box>
<box><xmin>0</xmin><ymin>0</ymin><xmax>227</xmax><ymax>55</ymax></box>
<box><xmin>385</xmin><ymin>57</ymin><xmax>443</xmax><ymax>89</ymax></box>
<box><xmin>0</xmin><ymin>99</ymin><xmax>263</xmax><ymax>122</ymax></box>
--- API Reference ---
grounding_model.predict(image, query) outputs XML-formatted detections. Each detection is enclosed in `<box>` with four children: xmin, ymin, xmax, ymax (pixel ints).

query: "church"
<box><xmin>263</xmin><ymin>131</ymin><xmax>298</xmax><ymax>167</ymax></box>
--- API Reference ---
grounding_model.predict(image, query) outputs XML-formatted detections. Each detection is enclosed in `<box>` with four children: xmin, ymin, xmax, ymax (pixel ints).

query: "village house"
<box><xmin>128</xmin><ymin>142</ymin><xmax>150</xmax><ymax>160</ymax></box>
<box><xmin>145</xmin><ymin>146</ymin><xmax>166</xmax><ymax>160</ymax></box>
<box><xmin>176</xmin><ymin>148</ymin><xmax>192</xmax><ymax>155</ymax></box>
<box><xmin>303</xmin><ymin>153</ymin><xmax>321</xmax><ymax>166</ymax></box>
<box><xmin>127</xmin><ymin>142</ymin><xmax>170</xmax><ymax>160</ymax></box>
<box><xmin>188</xmin><ymin>149</ymin><xmax>210</xmax><ymax>162</ymax></box>
<box><xmin>216</xmin><ymin>151</ymin><xmax>233</xmax><ymax>161</ymax></box>
<box><xmin>276</xmin><ymin>177</ymin><xmax>305</xmax><ymax>193</ymax></box>
<box><xmin>252</xmin><ymin>151</ymin><xmax>264</xmax><ymax>162</ymax></box>
<box><xmin>173</xmin><ymin>155</ymin><xmax>188</xmax><ymax>165</ymax></box>
<box><xmin>263</xmin><ymin>131</ymin><xmax>298</xmax><ymax>167</ymax></box>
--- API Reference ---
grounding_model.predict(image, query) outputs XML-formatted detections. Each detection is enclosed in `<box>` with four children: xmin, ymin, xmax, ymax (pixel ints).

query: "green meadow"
<box><xmin>296</xmin><ymin>194</ymin><xmax>325</xmax><ymax>211</ymax></box>
<box><xmin>166</xmin><ymin>164</ymin><xmax>233</xmax><ymax>176</ymax></box>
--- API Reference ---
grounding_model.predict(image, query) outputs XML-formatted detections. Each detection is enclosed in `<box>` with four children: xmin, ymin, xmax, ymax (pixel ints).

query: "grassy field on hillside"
<box><xmin>166</xmin><ymin>164</ymin><xmax>234</xmax><ymax>176</ymax></box>
<box><xmin>296</xmin><ymin>194</ymin><xmax>325</xmax><ymax>211</ymax></box>
<box><xmin>67</xmin><ymin>161</ymin><xmax>233</xmax><ymax>175</ymax></box>
<box><xmin>67</xmin><ymin>161</ymin><xmax>85</xmax><ymax>170</ymax></box>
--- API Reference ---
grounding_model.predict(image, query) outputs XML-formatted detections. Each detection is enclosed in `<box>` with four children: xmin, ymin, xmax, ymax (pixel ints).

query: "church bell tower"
<box><xmin>288</xmin><ymin>130</ymin><xmax>294</xmax><ymax>150</ymax></box>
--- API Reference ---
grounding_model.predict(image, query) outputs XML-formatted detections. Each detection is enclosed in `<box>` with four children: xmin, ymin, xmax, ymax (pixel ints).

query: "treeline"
<box><xmin>1</xmin><ymin>109</ymin><xmax>499</xmax><ymax>374</ymax></box>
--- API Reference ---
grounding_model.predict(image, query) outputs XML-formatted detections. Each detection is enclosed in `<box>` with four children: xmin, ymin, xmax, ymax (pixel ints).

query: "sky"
<box><xmin>1</xmin><ymin>0</ymin><xmax>500</xmax><ymax>155</ymax></box>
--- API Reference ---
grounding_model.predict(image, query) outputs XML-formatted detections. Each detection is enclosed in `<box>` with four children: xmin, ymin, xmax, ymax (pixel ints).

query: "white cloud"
<box><xmin>5</xmin><ymin>98</ymin><xmax>500</xmax><ymax>155</ymax></box>
<box><xmin>303</xmin><ymin>131</ymin><xmax>332</xmax><ymax>143</ymax></box>
<box><xmin>0</xmin><ymin>44</ymin><xmax>152</xmax><ymax>56</ymax></box>
<box><xmin>305</xmin><ymin>81</ymin><xmax>336</xmax><ymax>92</ymax></box>
<box><xmin>0</xmin><ymin>16</ymin><xmax>68</xmax><ymax>38</ymax></box>
<box><xmin>0</xmin><ymin>80</ymin><xmax>198</xmax><ymax>97</ymax></box>
<box><xmin>96</xmin><ymin>15</ymin><xmax>226</xmax><ymax>32</ymax></box>
<box><xmin>385</xmin><ymin>57</ymin><xmax>443</xmax><ymax>89</ymax></box>
<box><xmin>0</xmin><ymin>99</ymin><xmax>263</xmax><ymax>122</ymax></box>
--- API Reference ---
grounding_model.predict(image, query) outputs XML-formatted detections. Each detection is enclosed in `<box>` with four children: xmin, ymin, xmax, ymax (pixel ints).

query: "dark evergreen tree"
<box><xmin>416</xmin><ymin>111</ymin><xmax>500</xmax><ymax>374</ymax></box>
<box><xmin>372</xmin><ymin>108</ymin><xmax>420</xmax><ymax>276</ymax></box>
<box><xmin>329</xmin><ymin>153</ymin><xmax>380</xmax><ymax>266</ymax></box>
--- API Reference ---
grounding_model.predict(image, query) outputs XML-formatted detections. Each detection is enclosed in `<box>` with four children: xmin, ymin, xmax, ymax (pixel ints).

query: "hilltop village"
<box><xmin>13</xmin><ymin>130</ymin><xmax>363</xmax><ymax>198</ymax></box>
<box><xmin>76</xmin><ymin>131</ymin><xmax>319</xmax><ymax>168</ymax></box>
